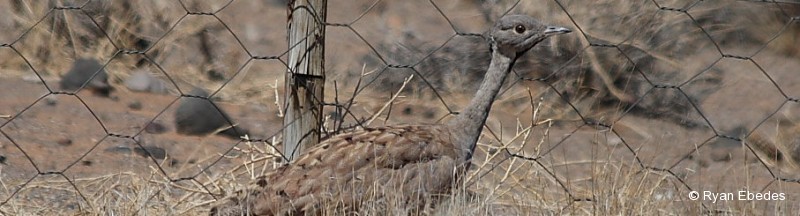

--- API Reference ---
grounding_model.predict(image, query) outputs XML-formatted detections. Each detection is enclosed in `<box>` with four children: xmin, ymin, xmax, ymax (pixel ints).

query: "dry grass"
<box><xmin>2</xmin><ymin>0</ymin><xmax>800</xmax><ymax>215</ymax></box>
<box><xmin>3</xmin><ymin>114</ymin><xmax>792</xmax><ymax>215</ymax></box>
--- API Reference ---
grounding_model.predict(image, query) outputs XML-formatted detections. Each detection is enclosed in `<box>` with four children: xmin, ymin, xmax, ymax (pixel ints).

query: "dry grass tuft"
<box><xmin>2</xmin><ymin>0</ymin><xmax>800</xmax><ymax>215</ymax></box>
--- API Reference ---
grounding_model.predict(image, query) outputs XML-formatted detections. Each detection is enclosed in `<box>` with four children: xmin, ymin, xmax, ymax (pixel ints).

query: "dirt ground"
<box><xmin>1</xmin><ymin>0</ymin><xmax>800</xmax><ymax>215</ymax></box>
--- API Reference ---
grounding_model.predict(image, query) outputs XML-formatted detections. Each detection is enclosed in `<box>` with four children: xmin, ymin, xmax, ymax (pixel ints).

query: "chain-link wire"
<box><xmin>0</xmin><ymin>0</ymin><xmax>799</xmax><ymax>214</ymax></box>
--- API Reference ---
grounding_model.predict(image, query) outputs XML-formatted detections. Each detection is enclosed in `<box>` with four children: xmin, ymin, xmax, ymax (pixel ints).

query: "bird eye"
<box><xmin>514</xmin><ymin>25</ymin><xmax>526</xmax><ymax>34</ymax></box>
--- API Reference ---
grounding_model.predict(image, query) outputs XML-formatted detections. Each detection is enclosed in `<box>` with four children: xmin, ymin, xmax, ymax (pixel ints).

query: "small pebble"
<box><xmin>45</xmin><ymin>97</ymin><xmax>58</xmax><ymax>106</ymax></box>
<box><xmin>423</xmin><ymin>110</ymin><xmax>436</xmax><ymax>119</ymax></box>
<box><xmin>104</xmin><ymin>145</ymin><xmax>167</xmax><ymax>160</ymax></box>
<box><xmin>403</xmin><ymin>107</ymin><xmax>413</xmax><ymax>115</ymax></box>
<box><xmin>144</xmin><ymin>122</ymin><xmax>168</xmax><ymax>134</ymax></box>
<box><xmin>487</xmin><ymin>147</ymin><xmax>498</xmax><ymax>155</ymax></box>
<box><xmin>697</xmin><ymin>159</ymin><xmax>709</xmax><ymax>168</ymax></box>
<box><xmin>133</xmin><ymin>146</ymin><xmax>167</xmax><ymax>160</ymax></box>
<box><xmin>128</xmin><ymin>101</ymin><xmax>143</xmax><ymax>110</ymax></box>
<box><xmin>710</xmin><ymin>149</ymin><xmax>732</xmax><ymax>162</ymax></box>
<box><xmin>328</xmin><ymin>111</ymin><xmax>343</xmax><ymax>121</ymax></box>
<box><xmin>125</xmin><ymin>71</ymin><xmax>153</xmax><ymax>92</ymax></box>
<box><xmin>57</xmin><ymin>138</ymin><xmax>73</xmax><ymax>146</ymax></box>
<box><xmin>125</xmin><ymin>70</ymin><xmax>169</xmax><ymax>94</ymax></box>
<box><xmin>206</xmin><ymin>69</ymin><xmax>225</xmax><ymax>81</ymax></box>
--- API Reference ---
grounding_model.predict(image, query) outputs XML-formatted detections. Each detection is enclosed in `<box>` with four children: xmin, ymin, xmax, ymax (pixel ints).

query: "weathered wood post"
<box><xmin>282</xmin><ymin>0</ymin><xmax>327</xmax><ymax>162</ymax></box>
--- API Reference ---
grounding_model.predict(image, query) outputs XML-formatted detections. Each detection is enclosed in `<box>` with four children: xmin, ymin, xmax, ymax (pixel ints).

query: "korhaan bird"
<box><xmin>209</xmin><ymin>15</ymin><xmax>571</xmax><ymax>215</ymax></box>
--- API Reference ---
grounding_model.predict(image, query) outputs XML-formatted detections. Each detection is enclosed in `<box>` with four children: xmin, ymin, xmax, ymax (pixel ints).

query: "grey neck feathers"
<box><xmin>447</xmin><ymin>49</ymin><xmax>516</xmax><ymax>157</ymax></box>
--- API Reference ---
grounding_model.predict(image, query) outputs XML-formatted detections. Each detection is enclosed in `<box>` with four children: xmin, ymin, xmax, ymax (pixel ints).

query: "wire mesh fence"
<box><xmin>0</xmin><ymin>0</ymin><xmax>799</xmax><ymax>215</ymax></box>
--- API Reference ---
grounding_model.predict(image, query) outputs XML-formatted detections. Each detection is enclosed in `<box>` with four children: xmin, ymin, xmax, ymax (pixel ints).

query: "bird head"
<box><xmin>488</xmin><ymin>15</ymin><xmax>571</xmax><ymax>58</ymax></box>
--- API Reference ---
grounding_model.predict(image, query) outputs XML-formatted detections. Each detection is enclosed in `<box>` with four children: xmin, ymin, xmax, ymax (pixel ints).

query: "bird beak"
<box><xmin>544</xmin><ymin>26</ymin><xmax>572</xmax><ymax>35</ymax></box>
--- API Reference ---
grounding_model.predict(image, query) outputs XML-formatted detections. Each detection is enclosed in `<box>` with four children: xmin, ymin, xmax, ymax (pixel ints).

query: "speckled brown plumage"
<box><xmin>209</xmin><ymin>15</ymin><xmax>571</xmax><ymax>216</ymax></box>
<box><xmin>211</xmin><ymin>125</ymin><xmax>468</xmax><ymax>215</ymax></box>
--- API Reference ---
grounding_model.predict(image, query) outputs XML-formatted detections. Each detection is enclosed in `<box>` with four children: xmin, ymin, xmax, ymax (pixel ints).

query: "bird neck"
<box><xmin>447</xmin><ymin>50</ymin><xmax>516</xmax><ymax>157</ymax></box>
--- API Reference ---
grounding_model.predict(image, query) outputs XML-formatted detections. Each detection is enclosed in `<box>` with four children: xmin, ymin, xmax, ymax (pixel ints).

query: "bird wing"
<box><xmin>210</xmin><ymin>125</ymin><xmax>467</xmax><ymax>215</ymax></box>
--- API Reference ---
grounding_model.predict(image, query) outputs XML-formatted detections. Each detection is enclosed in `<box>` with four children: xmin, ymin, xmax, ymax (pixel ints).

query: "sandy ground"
<box><xmin>1</xmin><ymin>0</ymin><xmax>800</xmax><ymax>214</ymax></box>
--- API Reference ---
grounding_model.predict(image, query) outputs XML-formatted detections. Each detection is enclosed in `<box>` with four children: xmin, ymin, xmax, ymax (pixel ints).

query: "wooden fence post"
<box><xmin>282</xmin><ymin>0</ymin><xmax>327</xmax><ymax>162</ymax></box>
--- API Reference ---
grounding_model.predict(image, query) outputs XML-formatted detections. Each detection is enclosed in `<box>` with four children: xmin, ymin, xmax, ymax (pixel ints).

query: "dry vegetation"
<box><xmin>1</xmin><ymin>0</ymin><xmax>800</xmax><ymax>215</ymax></box>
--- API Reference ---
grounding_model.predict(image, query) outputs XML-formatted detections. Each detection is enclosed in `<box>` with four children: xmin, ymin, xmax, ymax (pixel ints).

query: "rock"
<box><xmin>710</xmin><ymin>148</ymin><xmax>733</xmax><ymax>162</ymax></box>
<box><xmin>59</xmin><ymin>58</ymin><xmax>113</xmax><ymax>96</ymax></box>
<box><xmin>45</xmin><ymin>97</ymin><xmax>58</xmax><ymax>106</ymax></box>
<box><xmin>124</xmin><ymin>70</ymin><xmax>170</xmax><ymax>94</ymax></box>
<box><xmin>128</xmin><ymin>101</ymin><xmax>143</xmax><ymax>110</ymax></box>
<box><xmin>144</xmin><ymin>121</ymin><xmax>169</xmax><ymax>134</ymax></box>
<box><xmin>57</xmin><ymin>138</ymin><xmax>73</xmax><ymax>146</ymax></box>
<box><xmin>174</xmin><ymin>88</ymin><xmax>249</xmax><ymax>139</ymax></box>
<box><xmin>104</xmin><ymin>145</ymin><xmax>168</xmax><ymax>160</ymax></box>
<box><xmin>132</xmin><ymin>146</ymin><xmax>167</xmax><ymax>160</ymax></box>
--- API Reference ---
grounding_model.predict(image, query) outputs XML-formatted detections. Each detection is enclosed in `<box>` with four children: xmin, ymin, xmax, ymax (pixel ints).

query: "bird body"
<box><xmin>210</xmin><ymin>15</ymin><xmax>571</xmax><ymax>215</ymax></box>
<box><xmin>214</xmin><ymin>125</ymin><xmax>466</xmax><ymax>215</ymax></box>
